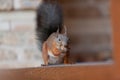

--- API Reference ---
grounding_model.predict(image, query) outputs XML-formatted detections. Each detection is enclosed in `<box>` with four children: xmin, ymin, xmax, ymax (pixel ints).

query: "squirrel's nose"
<box><xmin>61</xmin><ymin>47</ymin><xmax>67</xmax><ymax>53</ymax></box>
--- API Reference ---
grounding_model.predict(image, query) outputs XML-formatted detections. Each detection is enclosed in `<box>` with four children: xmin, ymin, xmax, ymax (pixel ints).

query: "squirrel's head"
<box><xmin>52</xmin><ymin>26</ymin><xmax>69</xmax><ymax>56</ymax></box>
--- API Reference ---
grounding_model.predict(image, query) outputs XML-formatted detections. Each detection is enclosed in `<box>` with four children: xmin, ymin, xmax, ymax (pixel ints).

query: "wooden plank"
<box><xmin>0</xmin><ymin>63</ymin><xmax>113</xmax><ymax>80</ymax></box>
<box><xmin>111</xmin><ymin>0</ymin><xmax>120</xmax><ymax>80</ymax></box>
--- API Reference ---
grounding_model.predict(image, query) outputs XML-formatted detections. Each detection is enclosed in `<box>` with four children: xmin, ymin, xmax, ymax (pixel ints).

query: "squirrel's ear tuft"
<box><xmin>56</xmin><ymin>26</ymin><xmax>59</xmax><ymax>37</ymax></box>
<box><xmin>64</xmin><ymin>25</ymin><xmax>67</xmax><ymax>35</ymax></box>
<box><xmin>56</xmin><ymin>26</ymin><xmax>59</xmax><ymax>34</ymax></box>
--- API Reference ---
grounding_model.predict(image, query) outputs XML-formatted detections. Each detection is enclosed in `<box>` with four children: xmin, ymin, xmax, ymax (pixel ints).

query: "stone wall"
<box><xmin>0</xmin><ymin>0</ymin><xmax>111</xmax><ymax>68</ymax></box>
<box><xmin>0</xmin><ymin>0</ymin><xmax>43</xmax><ymax>69</ymax></box>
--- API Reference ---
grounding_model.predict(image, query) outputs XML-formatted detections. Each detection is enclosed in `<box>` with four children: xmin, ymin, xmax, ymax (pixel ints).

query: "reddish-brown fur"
<box><xmin>42</xmin><ymin>32</ymin><xmax>69</xmax><ymax>66</ymax></box>
<box><xmin>42</xmin><ymin>41</ymin><xmax>69</xmax><ymax>66</ymax></box>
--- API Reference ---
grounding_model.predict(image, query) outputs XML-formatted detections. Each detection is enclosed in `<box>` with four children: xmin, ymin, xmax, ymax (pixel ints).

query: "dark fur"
<box><xmin>36</xmin><ymin>1</ymin><xmax>63</xmax><ymax>50</ymax></box>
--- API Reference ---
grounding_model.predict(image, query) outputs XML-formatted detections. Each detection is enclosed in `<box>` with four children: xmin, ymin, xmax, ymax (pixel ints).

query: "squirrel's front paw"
<box><xmin>41</xmin><ymin>64</ymin><xmax>48</xmax><ymax>66</ymax></box>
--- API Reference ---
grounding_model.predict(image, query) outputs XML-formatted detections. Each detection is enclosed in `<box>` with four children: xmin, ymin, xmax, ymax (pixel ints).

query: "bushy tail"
<box><xmin>36</xmin><ymin>1</ymin><xmax>63</xmax><ymax>50</ymax></box>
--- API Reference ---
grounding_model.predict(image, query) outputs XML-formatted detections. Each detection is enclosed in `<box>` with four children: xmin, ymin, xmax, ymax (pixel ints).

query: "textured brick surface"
<box><xmin>13</xmin><ymin>0</ymin><xmax>42</xmax><ymax>10</ymax></box>
<box><xmin>0</xmin><ymin>0</ymin><xmax>13</xmax><ymax>11</ymax></box>
<box><xmin>11</xmin><ymin>20</ymin><xmax>35</xmax><ymax>32</ymax></box>
<box><xmin>0</xmin><ymin>21</ymin><xmax>10</xmax><ymax>31</ymax></box>
<box><xmin>0</xmin><ymin>49</ymin><xmax>17</xmax><ymax>61</ymax></box>
<box><xmin>0</xmin><ymin>11</ymin><xmax>43</xmax><ymax>68</ymax></box>
<box><xmin>0</xmin><ymin>11</ymin><xmax>35</xmax><ymax>21</ymax></box>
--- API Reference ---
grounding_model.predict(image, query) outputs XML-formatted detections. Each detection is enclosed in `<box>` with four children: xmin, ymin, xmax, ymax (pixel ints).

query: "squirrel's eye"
<box><xmin>59</xmin><ymin>39</ymin><xmax>61</xmax><ymax>41</ymax></box>
<box><xmin>68</xmin><ymin>38</ymin><xmax>70</xmax><ymax>41</ymax></box>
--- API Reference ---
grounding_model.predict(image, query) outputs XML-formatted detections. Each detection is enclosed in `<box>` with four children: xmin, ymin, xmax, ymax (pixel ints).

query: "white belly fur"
<box><xmin>48</xmin><ymin>50</ymin><xmax>65</xmax><ymax>64</ymax></box>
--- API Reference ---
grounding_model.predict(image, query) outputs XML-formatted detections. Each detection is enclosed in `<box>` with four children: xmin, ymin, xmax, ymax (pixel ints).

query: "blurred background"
<box><xmin>0</xmin><ymin>0</ymin><xmax>112</xmax><ymax>68</ymax></box>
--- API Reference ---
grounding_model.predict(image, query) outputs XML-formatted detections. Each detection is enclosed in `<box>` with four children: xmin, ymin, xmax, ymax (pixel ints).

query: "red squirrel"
<box><xmin>36</xmin><ymin>1</ymin><xmax>70</xmax><ymax>66</ymax></box>
<box><xmin>42</xmin><ymin>27</ymin><xmax>69</xmax><ymax>66</ymax></box>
